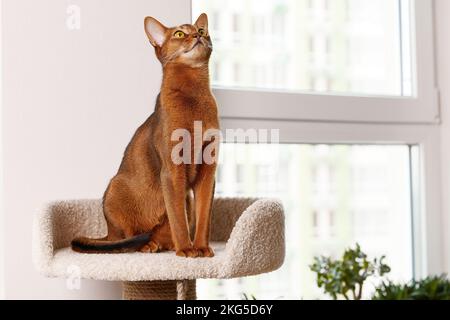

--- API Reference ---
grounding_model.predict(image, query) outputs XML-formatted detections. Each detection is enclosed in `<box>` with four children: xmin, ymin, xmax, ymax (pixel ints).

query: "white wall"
<box><xmin>1</xmin><ymin>0</ymin><xmax>189</xmax><ymax>299</ymax></box>
<box><xmin>436</xmin><ymin>0</ymin><xmax>450</xmax><ymax>273</ymax></box>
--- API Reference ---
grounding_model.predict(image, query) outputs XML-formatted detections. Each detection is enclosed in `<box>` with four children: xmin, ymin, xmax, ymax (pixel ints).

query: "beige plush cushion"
<box><xmin>32</xmin><ymin>198</ymin><xmax>285</xmax><ymax>281</ymax></box>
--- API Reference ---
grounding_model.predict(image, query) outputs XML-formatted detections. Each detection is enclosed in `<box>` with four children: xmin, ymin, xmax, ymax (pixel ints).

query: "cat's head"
<box><xmin>144</xmin><ymin>14</ymin><xmax>212</xmax><ymax>67</ymax></box>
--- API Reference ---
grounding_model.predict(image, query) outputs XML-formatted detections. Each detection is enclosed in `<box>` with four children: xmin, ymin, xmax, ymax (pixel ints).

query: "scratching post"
<box><xmin>33</xmin><ymin>198</ymin><xmax>285</xmax><ymax>300</ymax></box>
<box><xmin>122</xmin><ymin>280</ymin><xmax>196</xmax><ymax>300</ymax></box>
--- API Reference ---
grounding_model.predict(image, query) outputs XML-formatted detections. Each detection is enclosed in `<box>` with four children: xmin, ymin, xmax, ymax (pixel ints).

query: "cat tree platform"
<box><xmin>33</xmin><ymin>198</ymin><xmax>285</xmax><ymax>300</ymax></box>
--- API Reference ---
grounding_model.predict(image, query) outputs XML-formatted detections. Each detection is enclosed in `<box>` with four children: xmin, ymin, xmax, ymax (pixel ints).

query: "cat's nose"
<box><xmin>192</xmin><ymin>33</ymin><xmax>200</xmax><ymax>39</ymax></box>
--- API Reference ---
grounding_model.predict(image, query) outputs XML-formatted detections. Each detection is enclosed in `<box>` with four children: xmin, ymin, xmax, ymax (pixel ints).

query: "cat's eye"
<box><xmin>198</xmin><ymin>28</ymin><xmax>207</xmax><ymax>37</ymax></box>
<box><xmin>174</xmin><ymin>31</ymin><xmax>185</xmax><ymax>38</ymax></box>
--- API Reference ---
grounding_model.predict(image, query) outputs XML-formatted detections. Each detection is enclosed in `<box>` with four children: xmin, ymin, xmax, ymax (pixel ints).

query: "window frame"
<box><xmin>193</xmin><ymin>0</ymin><xmax>439</xmax><ymax>124</ymax></box>
<box><xmin>219</xmin><ymin>118</ymin><xmax>443</xmax><ymax>278</ymax></box>
<box><xmin>191</xmin><ymin>0</ymin><xmax>444</xmax><ymax>278</ymax></box>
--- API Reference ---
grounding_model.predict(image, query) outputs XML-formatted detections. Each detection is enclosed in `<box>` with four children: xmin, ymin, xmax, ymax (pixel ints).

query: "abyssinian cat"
<box><xmin>71</xmin><ymin>14</ymin><xmax>219</xmax><ymax>258</ymax></box>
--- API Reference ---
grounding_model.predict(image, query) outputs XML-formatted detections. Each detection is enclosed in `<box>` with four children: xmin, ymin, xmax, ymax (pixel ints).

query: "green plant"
<box><xmin>241</xmin><ymin>293</ymin><xmax>257</xmax><ymax>300</ymax></box>
<box><xmin>310</xmin><ymin>244</ymin><xmax>391</xmax><ymax>300</ymax></box>
<box><xmin>373</xmin><ymin>275</ymin><xmax>450</xmax><ymax>300</ymax></box>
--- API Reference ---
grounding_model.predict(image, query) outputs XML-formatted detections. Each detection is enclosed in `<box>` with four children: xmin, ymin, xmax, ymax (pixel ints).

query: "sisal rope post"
<box><xmin>122</xmin><ymin>280</ymin><xmax>196</xmax><ymax>300</ymax></box>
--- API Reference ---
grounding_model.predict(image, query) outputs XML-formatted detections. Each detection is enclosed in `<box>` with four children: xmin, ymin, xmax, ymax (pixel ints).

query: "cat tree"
<box><xmin>33</xmin><ymin>198</ymin><xmax>285</xmax><ymax>300</ymax></box>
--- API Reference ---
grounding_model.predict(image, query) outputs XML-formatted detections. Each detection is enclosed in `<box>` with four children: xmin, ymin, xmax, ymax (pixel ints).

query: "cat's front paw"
<box><xmin>176</xmin><ymin>248</ymin><xmax>199</xmax><ymax>258</ymax></box>
<box><xmin>194</xmin><ymin>246</ymin><xmax>215</xmax><ymax>258</ymax></box>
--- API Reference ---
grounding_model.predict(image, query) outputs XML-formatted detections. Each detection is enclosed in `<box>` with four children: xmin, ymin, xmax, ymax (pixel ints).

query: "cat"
<box><xmin>71</xmin><ymin>13</ymin><xmax>219</xmax><ymax>258</ymax></box>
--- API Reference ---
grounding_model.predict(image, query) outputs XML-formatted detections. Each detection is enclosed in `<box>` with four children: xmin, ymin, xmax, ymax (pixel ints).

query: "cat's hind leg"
<box><xmin>140</xmin><ymin>241</ymin><xmax>161</xmax><ymax>253</ymax></box>
<box><xmin>140</xmin><ymin>216</ymin><xmax>174</xmax><ymax>253</ymax></box>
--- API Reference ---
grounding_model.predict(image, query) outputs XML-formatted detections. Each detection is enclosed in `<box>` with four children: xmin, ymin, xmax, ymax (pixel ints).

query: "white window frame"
<box><xmin>195</xmin><ymin>0</ymin><xmax>439</xmax><ymax>124</ymax></box>
<box><xmin>191</xmin><ymin>0</ymin><xmax>445</xmax><ymax>278</ymax></box>
<box><xmin>220</xmin><ymin>119</ymin><xmax>443</xmax><ymax>278</ymax></box>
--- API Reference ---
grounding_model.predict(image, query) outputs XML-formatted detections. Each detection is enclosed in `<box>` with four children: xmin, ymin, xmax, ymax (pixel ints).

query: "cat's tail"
<box><xmin>71</xmin><ymin>233</ymin><xmax>152</xmax><ymax>254</ymax></box>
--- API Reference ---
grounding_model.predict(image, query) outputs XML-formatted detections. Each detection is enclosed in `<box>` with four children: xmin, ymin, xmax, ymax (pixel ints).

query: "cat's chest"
<box><xmin>163</xmin><ymin>95</ymin><xmax>219</xmax><ymax>129</ymax></box>
<box><xmin>189</xmin><ymin>102</ymin><xmax>218</xmax><ymax>123</ymax></box>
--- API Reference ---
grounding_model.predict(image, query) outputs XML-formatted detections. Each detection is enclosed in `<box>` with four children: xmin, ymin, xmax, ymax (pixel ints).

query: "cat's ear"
<box><xmin>144</xmin><ymin>17</ymin><xmax>167</xmax><ymax>47</ymax></box>
<box><xmin>194</xmin><ymin>13</ymin><xmax>208</xmax><ymax>32</ymax></box>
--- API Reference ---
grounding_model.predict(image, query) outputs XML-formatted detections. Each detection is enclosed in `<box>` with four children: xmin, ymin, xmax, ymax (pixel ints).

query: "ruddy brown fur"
<box><xmin>71</xmin><ymin>14</ymin><xmax>219</xmax><ymax>258</ymax></box>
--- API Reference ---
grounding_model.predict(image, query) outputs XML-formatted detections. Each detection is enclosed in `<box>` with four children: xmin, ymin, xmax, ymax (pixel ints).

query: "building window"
<box><xmin>232</xmin><ymin>13</ymin><xmax>240</xmax><ymax>33</ymax></box>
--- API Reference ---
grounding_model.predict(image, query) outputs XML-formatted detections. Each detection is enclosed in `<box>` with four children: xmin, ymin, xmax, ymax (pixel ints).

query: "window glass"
<box><xmin>198</xmin><ymin>144</ymin><xmax>413</xmax><ymax>299</ymax></box>
<box><xmin>193</xmin><ymin>0</ymin><xmax>413</xmax><ymax>97</ymax></box>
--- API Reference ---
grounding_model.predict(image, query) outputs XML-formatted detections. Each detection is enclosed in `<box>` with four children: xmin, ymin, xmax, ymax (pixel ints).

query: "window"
<box><xmin>192</xmin><ymin>0</ymin><xmax>442</xmax><ymax>300</ymax></box>
<box><xmin>197</xmin><ymin>0</ymin><xmax>410</xmax><ymax>96</ymax></box>
<box><xmin>193</xmin><ymin>0</ymin><xmax>438</xmax><ymax>123</ymax></box>
<box><xmin>197</xmin><ymin>144</ymin><xmax>414</xmax><ymax>299</ymax></box>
